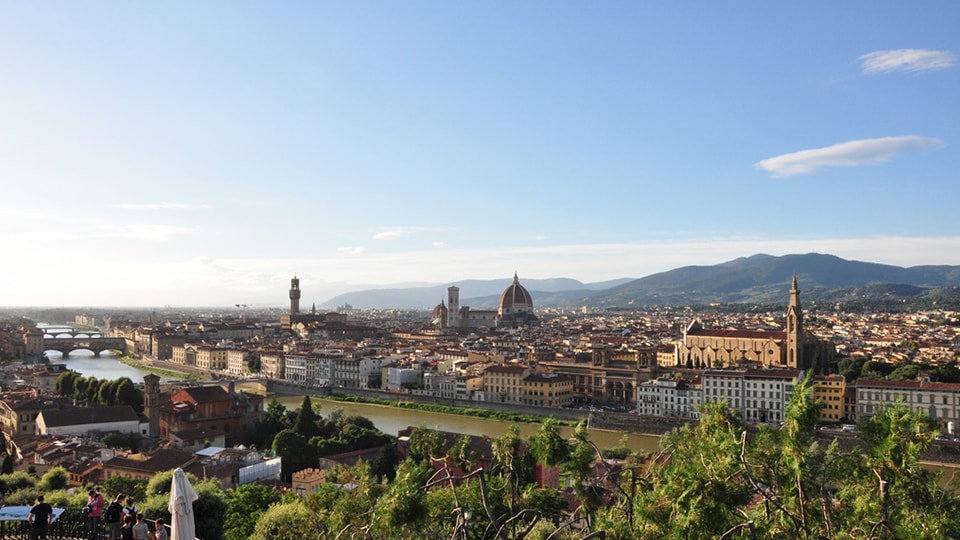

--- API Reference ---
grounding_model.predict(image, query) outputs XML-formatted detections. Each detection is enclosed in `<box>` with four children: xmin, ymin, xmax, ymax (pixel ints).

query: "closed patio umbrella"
<box><xmin>168</xmin><ymin>468</ymin><xmax>198</xmax><ymax>540</ymax></box>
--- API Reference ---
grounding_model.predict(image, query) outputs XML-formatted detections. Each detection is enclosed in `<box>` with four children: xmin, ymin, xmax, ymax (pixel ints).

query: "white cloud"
<box><xmin>372</xmin><ymin>226</ymin><xmax>426</xmax><ymax>240</ymax></box>
<box><xmin>337</xmin><ymin>246</ymin><xmax>367</xmax><ymax>255</ymax></box>
<box><xmin>114</xmin><ymin>203</ymin><xmax>210</xmax><ymax>210</ymax></box>
<box><xmin>860</xmin><ymin>49</ymin><xmax>956</xmax><ymax>74</ymax></box>
<box><xmin>754</xmin><ymin>136</ymin><xmax>942</xmax><ymax>178</ymax></box>
<box><xmin>99</xmin><ymin>224</ymin><xmax>196</xmax><ymax>241</ymax></box>
<box><xmin>432</xmin><ymin>242</ymin><xmax>448</xmax><ymax>249</ymax></box>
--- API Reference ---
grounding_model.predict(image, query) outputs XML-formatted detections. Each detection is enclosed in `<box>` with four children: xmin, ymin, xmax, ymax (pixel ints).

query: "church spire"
<box><xmin>786</xmin><ymin>273</ymin><xmax>804</xmax><ymax>368</ymax></box>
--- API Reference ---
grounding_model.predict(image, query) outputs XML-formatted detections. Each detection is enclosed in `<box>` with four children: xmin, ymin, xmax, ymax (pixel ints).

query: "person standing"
<box><xmin>86</xmin><ymin>488</ymin><xmax>105</xmax><ymax>540</ymax></box>
<box><xmin>153</xmin><ymin>518</ymin><xmax>168</xmax><ymax>540</ymax></box>
<box><xmin>122</xmin><ymin>497</ymin><xmax>138</xmax><ymax>521</ymax></box>
<box><xmin>132</xmin><ymin>513</ymin><xmax>150</xmax><ymax>540</ymax></box>
<box><xmin>120</xmin><ymin>515</ymin><xmax>135</xmax><ymax>540</ymax></box>
<box><xmin>104</xmin><ymin>494</ymin><xmax>125</xmax><ymax>540</ymax></box>
<box><xmin>28</xmin><ymin>495</ymin><xmax>54</xmax><ymax>540</ymax></box>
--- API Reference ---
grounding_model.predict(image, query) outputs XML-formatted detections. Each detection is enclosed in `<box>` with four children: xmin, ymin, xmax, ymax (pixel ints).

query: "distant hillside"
<box><xmin>585</xmin><ymin>253</ymin><xmax>960</xmax><ymax>308</ymax></box>
<box><xmin>318</xmin><ymin>254</ymin><xmax>960</xmax><ymax>310</ymax></box>
<box><xmin>319</xmin><ymin>277</ymin><xmax>634</xmax><ymax>310</ymax></box>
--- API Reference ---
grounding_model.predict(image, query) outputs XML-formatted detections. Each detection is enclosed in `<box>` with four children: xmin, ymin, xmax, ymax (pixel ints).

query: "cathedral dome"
<box><xmin>498</xmin><ymin>273</ymin><xmax>533</xmax><ymax>311</ymax></box>
<box><xmin>432</xmin><ymin>301</ymin><xmax>448</xmax><ymax>320</ymax></box>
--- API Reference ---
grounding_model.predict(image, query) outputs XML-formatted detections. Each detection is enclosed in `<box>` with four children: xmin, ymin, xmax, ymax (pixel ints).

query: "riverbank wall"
<box><xmin>266</xmin><ymin>380</ymin><xmax>691</xmax><ymax>435</ymax></box>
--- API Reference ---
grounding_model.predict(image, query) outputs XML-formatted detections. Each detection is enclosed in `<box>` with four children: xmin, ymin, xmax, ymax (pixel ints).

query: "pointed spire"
<box><xmin>792</xmin><ymin>272</ymin><xmax>799</xmax><ymax>291</ymax></box>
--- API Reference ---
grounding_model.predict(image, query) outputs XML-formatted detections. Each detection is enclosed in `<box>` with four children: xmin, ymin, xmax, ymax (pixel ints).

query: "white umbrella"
<box><xmin>168</xmin><ymin>468</ymin><xmax>199</xmax><ymax>540</ymax></box>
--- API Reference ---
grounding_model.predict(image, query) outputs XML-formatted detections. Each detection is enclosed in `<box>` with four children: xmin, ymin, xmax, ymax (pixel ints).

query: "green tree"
<box><xmin>193</xmin><ymin>480</ymin><xmax>229</xmax><ymax>540</ymax></box>
<box><xmin>101</xmin><ymin>474</ymin><xmax>146</xmax><ymax>503</ymax></box>
<box><xmin>406</xmin><ymin>426</ymin><xmax>444</xmax><ymax>464</ymax></box>
<box><xmin>292</xmin><ymin>396</ymin><xmax>318</xmax><ymax>438</ymax></box>
<box><xmin>531</xmin><ymin>417</ymin><xmax>571</xmax><ymax>467</ymax></box>
<box><xmin>115</xmin><ymin>378</ymin><xmax>144</xmax><ymax>413</ymax></box>
<box><xmin>225</xmin><ymin>483</ymin><xmax>284</xmax><ymax>540</ymax></box>
<box><xmin>97</xmin><ymin>379</ymin><xmax>119</xmax><ymax>406</ymax></box>
<box><xmin>54</xmin><ymin>371</ymin><xmax>79</xmax><ymax>397</ymax></box>
<box><xmin>246</xmin><ymin>352</ymin><xmax>261</xmax><ymax>374</ymax></box>
<box><xmin>250</xmin><ymin>499</ymin><xmax>316</xmax><ymax>540</ymax></box>
<box><xmin>272</xmin><ymin>429</ymin><xmax>317</xmax><ymax>481</ymax></box>
<box><xmin>38</xmin><ymin>467</ymin><xmax>70</xmax><ymax>491</ymax></box>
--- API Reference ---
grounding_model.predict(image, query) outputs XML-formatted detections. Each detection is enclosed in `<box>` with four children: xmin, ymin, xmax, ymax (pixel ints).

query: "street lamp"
<box><xmin>462</xmin><ymin>507</ymin><xmax>473</xmax><ymax>540</ymax></box>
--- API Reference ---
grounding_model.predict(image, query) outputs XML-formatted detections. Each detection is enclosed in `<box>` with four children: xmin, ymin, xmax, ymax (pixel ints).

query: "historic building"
<box><xmin>434</xmin><ymin>273</ymin><xmax>539</xmax><ymax>330</ymax></box>
<box><xmin>813</xmin><ymin>374</ymin><xmax>847</xmax><ymax>423</ymax></box>
<box><xmin>157</xmin><ymin>383</ymin><xmax>265</xmax><ymax>450</ymax></box>
<box><xmin>637</xmin><ymin>377</ymin><xmax>702</xmax><ymax>419</ymax></box>
<box><xmin>702</xmin><ymin>368</ymin><xmax>802</xmax><ymax>425</ymax></box>
<box><xmin>856</xmin><ymin>375</ymin><xmax>960</xmax><ymax>431</ymax></box>
<box><xmin>674</xmin><ymin>276</ymin><xmax>832</xmax><ymax>370</ymax></box>
<box><xmin>540</xmin><ymin>345</ymin><xmax>658</xmax><ymax>406</ymax></box>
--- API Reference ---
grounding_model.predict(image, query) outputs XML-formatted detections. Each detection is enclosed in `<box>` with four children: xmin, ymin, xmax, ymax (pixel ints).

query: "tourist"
<box><xmin>104</xmin><ymin>493</ymin><xmax>125</xmax><ymax>540</ymax></box>
<box><xmin>153</xmin><ymin>517</ymin><xmax>168</xmax><ymax>540</ymax></box>
<box><xmin>123</xmin><ymin>497</ymin><xmax>137</xmax><ymax>519</ymax></box>
<box><xmin>28</xmin><ymin>495</ymin><xmax>53</xmax><ymax>540</ymax></box>
<box><xmin>86</xmin><ymin>488</ymin><xmax>105</xmax><ymax>540</ymax></box>
<box><xmin>120</xmin><ymin>515</ymin><xmax>135</xmax><ymax>540</ymax></box>
<box><xmin>132</xmin><ymin>512</ymin><xmax>150</xmax><ymax>540</ymax></box>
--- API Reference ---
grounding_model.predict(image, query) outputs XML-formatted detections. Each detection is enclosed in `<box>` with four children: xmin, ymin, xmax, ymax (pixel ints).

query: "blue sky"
<box><xmin>2</xmin><ymin>3</ymin><xmax>958</xmax><ymax>307</ymax></box>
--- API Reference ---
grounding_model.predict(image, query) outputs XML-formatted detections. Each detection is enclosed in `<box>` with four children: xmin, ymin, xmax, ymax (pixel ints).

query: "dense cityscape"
<box><xmin>0</xmin><ymin>272</ymin><xmax>959</xmax><ymax>538</ymax></box>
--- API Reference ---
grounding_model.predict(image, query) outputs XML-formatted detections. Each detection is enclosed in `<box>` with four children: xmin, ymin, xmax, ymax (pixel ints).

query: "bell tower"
<box><xmin>143</xmin><ymin>373</ymin><xmax>160</xmax><ymax>438</ymax></box>
<box><xmin>447</xmin><ymin>285</ymin><xmax>460</xmax><ymax>328</ymax></box>
<box><xmin>786</xmin><ymin>274</ymin><xmax>804</xmax><ymax>368</ymax></box>
<box><xmin>289</xmin><ymin>276</ymin><xmax>301</xmax><ymax>316</ymax></box>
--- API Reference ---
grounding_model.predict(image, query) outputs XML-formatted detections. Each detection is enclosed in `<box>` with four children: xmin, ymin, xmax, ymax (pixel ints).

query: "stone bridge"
<box><xmin>43</xmin><ymin>336</ymin><xmax>128</xmax><ymax>357</ymax></box>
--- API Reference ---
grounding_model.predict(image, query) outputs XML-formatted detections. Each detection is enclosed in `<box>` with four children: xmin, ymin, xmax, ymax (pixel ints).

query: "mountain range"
<box><xmin>318</xmin><ymin>253</ymin><xmax>960</xmax><ymax>310</ymax></box>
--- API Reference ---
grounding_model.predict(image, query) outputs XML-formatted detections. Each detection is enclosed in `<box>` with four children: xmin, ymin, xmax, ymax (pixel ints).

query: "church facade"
<box><xmin>673</xmin><ymin>275</ymin><xmax>831</xmax><ymax>370</ymax></box>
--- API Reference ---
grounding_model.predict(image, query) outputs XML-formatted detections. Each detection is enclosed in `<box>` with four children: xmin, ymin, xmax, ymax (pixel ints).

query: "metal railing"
<box><xmin>0</xmin><ymin>507</ymin><xmax>89</xmax><ymax>540</ymax></box>
<box><xmin>0</xmin><ymin>508</ymin><xmax>172</xmax><ymax>540</ymax></box>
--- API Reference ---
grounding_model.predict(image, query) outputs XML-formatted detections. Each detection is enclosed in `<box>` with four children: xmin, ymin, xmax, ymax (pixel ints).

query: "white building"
<box><xmin>386</xmin><ymin>365</ymin><xmax>421</xmax><ymax>391</ymax></box>
<box><xmin>702</xmin><ymin>368</ymin><xmax>802</xmax><ymax>425</ymax></box>
<box><xmin>857</xmin><ymin>376</ymin><xmax>960</xmax><ymax>431</ymax></box>
<box><xmin>636</xmin><ymin>377</ymin><xmax>702</xmax><ymax>419</ymax></box>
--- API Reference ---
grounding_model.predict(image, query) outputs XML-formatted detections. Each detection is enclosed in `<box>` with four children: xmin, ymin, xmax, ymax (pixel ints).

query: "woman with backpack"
<box><xmin>105</xmin><ymin>494</ymin><xmax>125</xmax><ymax>540</ymax></box>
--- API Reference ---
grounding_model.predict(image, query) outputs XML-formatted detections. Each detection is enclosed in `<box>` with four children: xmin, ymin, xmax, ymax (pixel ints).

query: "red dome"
<box><xmin>498</xmin><ymin>273</ymin><xmax>533</xmax><ymax>310</ymax></box>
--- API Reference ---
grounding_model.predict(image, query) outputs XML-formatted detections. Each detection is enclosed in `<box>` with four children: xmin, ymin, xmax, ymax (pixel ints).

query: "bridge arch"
<box><xmin>42</xmin><ymin>336</ymin><xmax>128</xmax><ymax>357</ymax></box>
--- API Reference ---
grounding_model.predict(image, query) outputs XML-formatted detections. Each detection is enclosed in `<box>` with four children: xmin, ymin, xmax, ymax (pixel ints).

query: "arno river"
<box><xmin>276</xmin><ymin>395</ymin><xmax>664</xmax><ymax>454</ymax></box>
<box><xmin>45</xmin><ymin>347</ymin><xmax>663</xmax><ymax>453</ymax></box>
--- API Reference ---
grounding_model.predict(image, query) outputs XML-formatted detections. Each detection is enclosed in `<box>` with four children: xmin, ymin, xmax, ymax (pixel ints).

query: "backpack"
<box><xmin>105</xmin><ymin>502</ymin><xmax>123</xmax><ymax>524</ymax></box>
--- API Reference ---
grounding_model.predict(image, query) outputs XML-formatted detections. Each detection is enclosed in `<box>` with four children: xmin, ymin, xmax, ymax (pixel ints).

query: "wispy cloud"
<box><xmin>755</xmin><ymin>136</ymin><xmax>943</xmax><ymax>178</ymax></box>
<box><xmin>114</xmin><ymin>203</ymin><xmax>210</xmax><ymax>210</ymax></box>
<box><xmin>337</xmin><ymin>246</ymin><xmax>367</xmax><ymax>255</ymax></box>
<box><xmin>432</xmin><ymin>242</ymin><xmax>448</xmax><ymax>249</ymax></box>
<box><xmin>372</xmin><ymin>226</ymin><xmax>426</xmax><ymax>241</ymax></box>
<box><xmin>102</xmin><ymin>224</ymin><xmax>196</xmax><ymax>241</ymax></box>
<box><xmin>860</xmin><ymin>49</ymin><xmax>956</xmax><ymax>74</ymax></box>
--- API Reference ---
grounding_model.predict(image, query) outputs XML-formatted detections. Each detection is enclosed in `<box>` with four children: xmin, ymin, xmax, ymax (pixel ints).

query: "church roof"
<box><xmin>498</xmin><ymin>273</ymin><xmax>533</xmax><ymax>310</ymax></box>
<box><xmin>40</xmin><ymin>405</ymin><xmax>139</xmax><ymax>427</ymax></box>
<box><xmin>686</xmin><ymin>328</ymin><xmax>786</xmax><ymax>340</ymax></box>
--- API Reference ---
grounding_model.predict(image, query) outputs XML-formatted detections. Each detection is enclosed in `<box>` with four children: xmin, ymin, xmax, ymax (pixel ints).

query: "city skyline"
<box><xmin>2</xmin><ymin>3</ymin><xmax>959</xmax><ymax>307</ymax></box>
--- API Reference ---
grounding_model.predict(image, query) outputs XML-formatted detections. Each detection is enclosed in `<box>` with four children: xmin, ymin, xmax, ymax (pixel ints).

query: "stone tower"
<box><xmin>786</xmin><ymin>274</ymin><xmax>804</xmax><ymax>369</ymax></box>
<box><xmin>143</xmin><ymin>373</ymin><xmax>161</xmax><ymax>438</ymax></box>
<box><xmin>447</xmin><ymin>285</ymin><xmax>460</xmax><ymax>328</ymax></box>
<box><xmin>289</xmin><ymin>276</ymin><xmax>301</xmax><ymax>316</ymax></box>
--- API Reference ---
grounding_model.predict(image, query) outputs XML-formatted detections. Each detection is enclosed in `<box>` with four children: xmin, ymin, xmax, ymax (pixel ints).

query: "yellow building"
<box><xmin>293</xmin><ymin>467</ymin><xmax>326</xmax><ymax>497</ymax></box>
<box><xmin>522</xmin><ymin>373</ymin><xmax>574</xmax><ymax>408</ymax></box>
<box><xmin>813</xmin><ymin>374</ymin><xmax>846</xmax><ymax>423</ymax></box>
<box><xmin>483</xmin><ymin>365</ymin><xmax>531</xmax><ymax>404</ymax></box>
